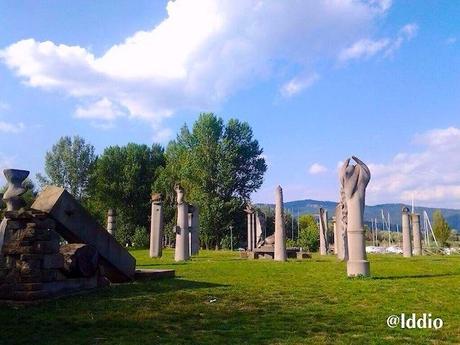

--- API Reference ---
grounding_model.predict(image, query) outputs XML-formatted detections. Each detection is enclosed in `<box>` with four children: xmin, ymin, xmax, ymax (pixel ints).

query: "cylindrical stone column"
<box><xmin>107</xmin><ymin>209</ymin><xmax>116</xmax><ymax>236</ymax></box>
<box><xmin>411</xmin><ymin>213</ymin><xmax>422</xmax><ymax>256</ymax></box>
<box><xmin>274</xmin><ymin>185</ymin><xmax>287</xmax><ymax>261</ymax></box>
<box><xmin>246</xmin><ymin>208</ymin><xmax>254</xmax><ymax>251</ymax></box>
<box><xmin>174</xmin><ymin>185</ymin><xmax>190</xmax><ymax>262</ymax></box>
<box><xmin>402</xmin><ymin>207</ymin><xmax>412</xmax><ymax>257</ymax></box>
<box><xmin>149</xmin><ymin>194</ymin><xmax>163</xmax><ymax>258</ymax></box>
<box><xmin>189</xmin><ymin>206</ymin><xmax>200</xmax><ymax>256</ymax></box>
<box><xmin>346</xmin><ymin>196</ymin><xmax>370</xmax><ymax>276</ymax></box>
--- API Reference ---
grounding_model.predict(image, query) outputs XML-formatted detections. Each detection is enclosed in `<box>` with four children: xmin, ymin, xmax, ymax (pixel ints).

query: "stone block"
<box><xmin>248</xmin><ymin>252</ymin><xmax>259</xmax><ymax>260</ymax></box>
<box><xmin>42</xmin><ymin>254</ymin><xmax>64</xmax><ymax>269</ymax></box>
<box><xmin>296</xmin><ymin>252</ymin><xmax>312</xmax><ymax>260</ymax></box>
<box><xmin>15</xmin><ymin>283</ymin><xmax>43</xmax><ymax>291</ymax></box>
<box><xmin>32</xmin><ymin>240</ymin><xmax>60</xmax><ymax>254</ymax></box>
<box><xmin>32</xmin><ymin>186</ymin><xmax>136</xmax><ymax>282</ymax></box>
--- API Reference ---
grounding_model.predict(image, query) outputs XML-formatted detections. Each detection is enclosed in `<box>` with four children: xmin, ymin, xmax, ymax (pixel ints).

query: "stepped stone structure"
<box><xmin>411</xmin><ymin>213</ymin><xmax>422</xmax><ymax>256</ymax></box>
<box><xmin>319</xmin><ymin>208</ymin><xmax>328</xmax><ymax>255</ymax></box>
<box><xmin>107</xmin><ymin>209</ymin><xmax>116</xmax><ymax>236</ymax></box>
<box><xmin>402</xmin><ymin>207</ymin><xmax>412</xmax><ymax>257</ymax></box>
<box><xmin>149</xmin><ymin>193</ymin><xmax>163</xmax><ymax>258</ymax></box>
<box><xmin>340</xmin><ymin>157</ymin><xmax>371</xmax><ymax>277</ymax></box>
<box><xmin>274</xmin><ymin>185</ymin><xmax>287</xmax><ymax>261</ymax></box>
<box><xmin>174</xmin><ymin>184</ymin><xmax>190</xmax><ymax>262</ymax></box>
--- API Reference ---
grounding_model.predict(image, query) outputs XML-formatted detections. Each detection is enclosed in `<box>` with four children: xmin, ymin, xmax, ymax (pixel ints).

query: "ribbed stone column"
<box><xmin>274</xmin><ymin>185</ymin><xmax>287</xmax><ymax>261</ymax></box>
<box><xmin>149</xmin><ymin>193</ymin><xmax>163</xmax><ymax>258</ymax></box>
<box><xmin>412</xmin><ymin>213</ymin><xmax>422</xmax><ymax>256</ymax></box>
<box><xmin>402</xmin><ymin>207</ymin><xmax>412</xmax><ymax>257</ymax></box>
<box><xmin>319</xmin><ymin>208</ymin><xmax>328</xmax><ymax>255</ymax></box>
<box><xmin>107</xmin><ymin>209</ymin><xmax>116</xmax><ymax>236</ymax></box>
<box><xmin>174</xmin><ymin>185</ymin><xmax>190</xmax><ymax>262</ymax></box>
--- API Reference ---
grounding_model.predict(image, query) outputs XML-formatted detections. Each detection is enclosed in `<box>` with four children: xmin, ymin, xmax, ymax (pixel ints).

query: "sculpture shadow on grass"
<box><xmin>372</xmin><ymin>272</ymin><xmax>460</xmax><ymax>280</ymax></box>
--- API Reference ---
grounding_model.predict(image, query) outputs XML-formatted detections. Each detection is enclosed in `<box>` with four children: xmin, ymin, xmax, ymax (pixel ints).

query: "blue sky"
<box><xmin>0</xmin><ymin>0</ymin><xmax>459</xmax><ymax>207</ymax></box>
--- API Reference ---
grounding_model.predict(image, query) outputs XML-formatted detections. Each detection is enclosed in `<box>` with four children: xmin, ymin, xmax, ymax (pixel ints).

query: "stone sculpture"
<box><xmin>340</xmin><ymin>156</ymin><xmax>371</xmax><ymax>277</ymax></box>
<box><xmin>107</xmin><ymin>209</ymin><xmax>116</xmax><ymax>236</ymax></box>
<box><xmin>411</xmin><ymin>213</ymin><xmax>422</xmax><ymax>256</ymax></box>
<box><xmin>0</xmin><ymin>169</ymin><xmax>30</xmax><ymax>254</ymax></box>
<box><xmin>335</xmin><ymin>202</ymin><xmax>348</xmax><ymax>261</ymax></box>
<box><xmin>402</xmin><ymin>207</ymin><xmax>412</xmax><ymax>257</ymax></box>
<box><xmin>319</xmin><ymin>208</ymin><xmax>328</xmax><ymax>255</ymax></box>
<box><xmin>274</xmin><ymin>185</ymin><xmax>287</xmax><ymax>261</ymax></box>
<box><xmin>150</xmin><ymin>193</ymin><xmax>164</xmax><ymax>258</ymax></box>
<box><xmin>174</xmin><ymin>184</ymin><xmax>190</xmax><ymax>262</ymax></box>
<box><xmin>332</xmin><ymin>216</ymin><xmax>338</xmax><ymax>254</ymax></box>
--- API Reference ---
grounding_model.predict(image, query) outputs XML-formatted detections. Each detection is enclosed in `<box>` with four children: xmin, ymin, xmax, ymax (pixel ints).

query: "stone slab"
<box><xmin>31</xmin><ymin>186</ymin><xmax>136</xmax><ymax>283</ymax></box>
<box><xmin>134</xmin><ymin>269</ymin><xmax>175</xmax><ymax>281</ymax></box>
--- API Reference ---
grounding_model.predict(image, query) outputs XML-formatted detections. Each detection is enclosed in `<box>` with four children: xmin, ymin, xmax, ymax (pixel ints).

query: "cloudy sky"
<box><xmin>1</xmin><ymin>0</ymin><xmax>459</xmax><ymax>207</ymax></box>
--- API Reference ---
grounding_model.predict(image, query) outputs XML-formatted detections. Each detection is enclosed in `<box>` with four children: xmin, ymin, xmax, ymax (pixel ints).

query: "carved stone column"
<box><xmin>402</xmin><ymin>207</ymin><xmax>412</xmax><ymax>257</ymax></box>
<box><xmin>107</xmin><ymin>209</ymin><xmax>116</xmax><ymax>236</ymax></box>
<box><xmin>149</xmin><ymin>193</ymin><xmax>163</xmax><ymax>258</ymax></box>
<box><xmin>319</xmin><ymin>208</ymin><xmax>328</xmax><ymax>255</ymax></box>
<box><xmin>274</xmin><ymin>185</ymin><xmax>287</xmax><ymax>261</ymax></box>
<box><xmin>411</xmin><ymin>213</ymin><xmax>422</xmax><ymax>256</ymax></box>
<box><xmin>174</xmin><ymin>185</ymin><xmax>190</xmax><ymax>262</ymax></box>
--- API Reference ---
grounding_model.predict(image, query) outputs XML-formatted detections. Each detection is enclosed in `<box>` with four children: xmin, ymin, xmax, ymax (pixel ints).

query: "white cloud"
<box><xmin>280</xmin><ymin>73</ymin><xmax>319</xmax><ymax>98</ymax></box>
<box><xmin>0</xmin><ymin>102</ymin><xmax>10</xmax><ymax>111</ymax></box>
<box><xmin>445</xmin><ymin>37</ymin><xmax>457</xmax><ymax>45</ymax></box>
<box><xmin>309</xmin><ymin>163</ymin><xmax>328</xmax><ymax>175</ymax></box>
<box><xmin>339</xmin><ymin>23</ymin><xmax>418</xmax><ymax>62</ymax></box>
<box><xmin>368</xmin><ymin>126</ymin><xmax>460</xmax><ymax>208</ymax></box>
<box><xmin>75</xmin><ymin>98</ymin><xmax>124</xmax><ymax>121</ymax></box>
<box><xmin>0</xmin><ymin>121</ymin><xmax>24</xmax><ymax>133</ymax></box>
<box><xmin>1</xmin><ymin>0</ymin><xmax>392</xmax><ymax>134</ymax></box>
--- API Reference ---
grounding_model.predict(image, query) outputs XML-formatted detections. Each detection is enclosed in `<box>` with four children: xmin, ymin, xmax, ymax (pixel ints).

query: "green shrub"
<box><xmin>132</xmin><ymin>226</ymin><xmax>150</xmax><ymax>248</ymax></box>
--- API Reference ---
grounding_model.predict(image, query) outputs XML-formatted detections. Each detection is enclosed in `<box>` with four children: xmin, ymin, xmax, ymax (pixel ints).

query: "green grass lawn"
<box><xmin>1</xmin><ymin>250</ymin><xmax>459</xmax><ymax>345</ymax></box>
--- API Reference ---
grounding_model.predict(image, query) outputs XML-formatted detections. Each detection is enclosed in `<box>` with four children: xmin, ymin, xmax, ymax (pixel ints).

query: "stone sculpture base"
<box><xmin>347</xmin><ymin>260</ymin><xmax>370</xmax><ymax>277</ymax></box>
<box><xmin>248</xmin><ymin>247</ymin><xmax>305</xmax><ymax>260</ymax></box>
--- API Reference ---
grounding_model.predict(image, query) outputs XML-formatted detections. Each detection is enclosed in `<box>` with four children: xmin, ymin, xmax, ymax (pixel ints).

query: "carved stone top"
<box><xmin>244</xmin><ymin>203</ymin><xmax>255</xmax><ymax>214</ymax></box>
<box><xmin>3</xmin><ymin>169</ymin><xmax>29</xmax><ymax>211</ymax></box>
<box><xmin>339</xmin><ymin>156</ymin><xmax>371</xmax><ymax>204</ymax></box>
<box><xmin>402</xmin><ymin>206</ymin><xmax>410</xmax><ymax>214</ymax></box>
<box><xmin>108</xmin><ymin>209</ymin><xmax>116</xmax><ymax>216</ymax></box>
<box><xmin>151</xmin><ymin>192</ymin><xmax>163</xmax><ymax>203</ymax></box>
<box><xmin>174</xmin><ymin>184</ymin><xmax>185</xmax><ymax>205</ymax></box>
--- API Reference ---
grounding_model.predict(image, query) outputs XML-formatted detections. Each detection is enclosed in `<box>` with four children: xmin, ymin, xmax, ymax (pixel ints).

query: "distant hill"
<box><xmin>256</xmin><ymin>199</ymin><xmax>460</xmax><ymax>230</ymax></box>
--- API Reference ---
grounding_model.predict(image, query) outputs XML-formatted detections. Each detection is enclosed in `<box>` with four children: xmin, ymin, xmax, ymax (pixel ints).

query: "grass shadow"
<box><xmin>373</xmin><ymin>272</ymin><xmax>460</xmax><ymax>280</ymax></box>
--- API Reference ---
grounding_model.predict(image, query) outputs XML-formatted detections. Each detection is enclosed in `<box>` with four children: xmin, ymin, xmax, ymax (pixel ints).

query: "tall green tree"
<box><xmin>297</xmin><ymin>214</ymin><xmax>319</xmax><ymax>252</ymax></box>
<box><xmin>90</xmin><ymin>143</ymin><xmax>165</xmax><ymax>242</ymax></box>
<box><xmin>432</xmin><ymin>210</ymin><xmax>452</xmax><ymax>247</ymax></box>
<box><xmin>155</xmin><ymin>113</ymin><xmax>267</xmax><ymax>249</ymax></box>
<box><xmin>37</xmin><ymin>136</ymin><xmax>96</xmax><ymax>199</ymax></box>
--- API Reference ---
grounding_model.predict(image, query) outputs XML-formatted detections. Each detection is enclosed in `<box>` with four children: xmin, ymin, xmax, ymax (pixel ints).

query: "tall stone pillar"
<box><xmin>0</xmin><ymin>169</ymin><xmax>29</xmax><ymax>254</ymax></box>
<box><xmin>411</xmin><ymin>213</ymin><xmax>422</xmax><ymax>256</ymax></box>
<box><xmin>107</xmin><ymin>209</ymin><xmax>116</xmax><ymax>236</ymax></box>
<box><xmin>401</xmin><ymin>207</ymin><xmax>412</xmax><ymax>257</ymax></box>
<box><xmin>340</xmin><ymin>157</ymin><xmax>371</xmax><ymax>277</ymax></box>
<box><xmin>149</xmin><ymin>193</ymin><xmax>163</xmax><ymax>258</ymax></box>
<box><xmin>255</xmin><ymin>212</ymin><xmax>263</xmax><ymax>246</ymax></box>
<box><xmin>174</xmin><ymin>185</ymin><xmax>190</xmax><ymax>262</ymax></box>
<box><xmin>189</xmin><ymin>205</ymin><xmax>200</xmax><ymax>256</ymax></box>
<box><xmin>332</xmin><ymin>216</ymin><xmax>338</xmax><ymax>254</ymax></box>
<box><xmin>274</xmin><ymin>185</ymin><xmax>287</xmax><ymax>261</ymax></box>
<box><xmin>245</xmin><ymin>205</ymin><xmax>254</xmax><ymax>251</ymax></box>
<box><xmin>319</xmin><ymin>208</ymin><xmax>328</xmax><ymax>255</ymax></box>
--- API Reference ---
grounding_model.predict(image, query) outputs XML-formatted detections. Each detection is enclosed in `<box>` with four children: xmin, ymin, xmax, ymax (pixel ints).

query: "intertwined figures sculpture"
<box><xmin>339</xmin><ymin>156</ymin><xmax>371</xmax><ymax>277</ymax></box>
<box><xmin>3</xmin><ymin>169</ymin><xmax>29</xmax><ymax>211</ymax></box>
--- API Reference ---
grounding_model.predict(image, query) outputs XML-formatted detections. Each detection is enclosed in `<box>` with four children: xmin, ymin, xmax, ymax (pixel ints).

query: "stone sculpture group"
<box><xmin>401</xmin><ymin>206</ymin><xmax>423</xmax><ymax>257</ymax></box>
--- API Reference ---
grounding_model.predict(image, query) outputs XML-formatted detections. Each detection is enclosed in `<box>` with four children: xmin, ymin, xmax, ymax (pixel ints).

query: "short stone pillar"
<box><xmin>245</xmin><ymin>205</ymin><xmax>255</xmax><ymax>251</ymax></box>
<box><xmin>174</xmin><ymin>185</ymin><xmax>190</xmax><ymax>262</ymax></box>
<box><xmin>107</xmin><ymin>209</ymin><xmax>116</xmax><ymax>236</ymax></box>
<box><xmin>274</xmin><ymin>185</ymin><xmax>287</xmax><ymax>261</ymax></box>
<box><xmin>411</xmin><ymin>213</ymin><xmax>422</xmax><ymax>256</ymax></box>
<box><xmin>340</xmin><ymin>157</ymin><xmax>371</xmax><ymax>277</ymax></box>
<box><xmin>402</xmin><ymin>207</ymin><xmax>412</xmax><ymax>257</ymax></box>
<box><xmin>319</xmin><ymin>208</ymin><xmax>328</xmax><ymax>255</ymax></box>
<box><xmin>189</xmin><ymin>205</ymin><xmax>200</xmax><ymax>256</ymax></box>
<box><xmin>0</xmin><ymin>169</ymin><xmax>29</xmax><ymax>254</ymax></box>
<box><xmin>149</xmin><ymin>193</ymin><xmax>163</xmax><ymax>258</ymax></box>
